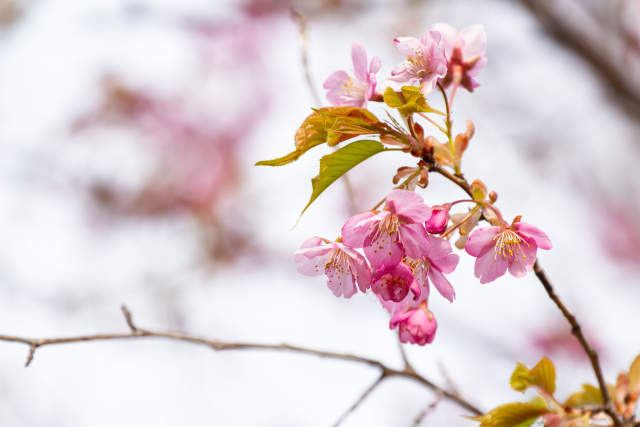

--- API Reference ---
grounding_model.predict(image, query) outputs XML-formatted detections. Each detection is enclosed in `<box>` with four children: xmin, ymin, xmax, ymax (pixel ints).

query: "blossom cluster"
<box><xmin>289</xmin><ymin>23</ymin><xmax>552</xmax><ymax>346</ymax></box>
<box><xmin>323</xmin><ymin>23</ymin><xmax>488</xmax><ymax>109</ymax></box>
<box><xmin>295</xmin><ymin>190</ymin><xmax>456</xmax><ymax>345</ymax></box>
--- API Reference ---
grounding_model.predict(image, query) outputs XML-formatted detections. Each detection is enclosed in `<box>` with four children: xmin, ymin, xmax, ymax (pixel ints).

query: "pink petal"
<box><xmin>507</xmin><ymin>237</ymin><xmax>537</xmax><ymax>278</ymax></box>
<box><xmin>364</xmin><ymin>233</ymin><xmax>403</xmax><ymax>269</ymax></box>
<box><xmin>515</xmin><ymin>222</ymin><xmax>552</xmax><ymax>250</ymax></box>
<box><xmin>295</xmin><ymin>252</ymin><xmax>328</xmax><ymax>276</ymax></box>
<box><xmin>431</xmin><ymin>22</ymin><xmax>458</xmax><ymax>58</ymax></box>
<box><xmin>369</xmin><ymin>56</ymin><xmax>382</xmax><ymax>74</ymax></box>
<box><xmin>459</xmin><ymin>25</ymin><xmax>487</xmax><ymax>61</ymax></box>
<box><xmin>385</xmin><ymin>189</ymin><xmax>431</xmax><ymax>223</ymax></box>
<box><xmin>426</xmin><ymin>235</ymin><xmax>459</xmax><ymax>274</ymax></box>
<box><xmin>465</xmin><ymin>226</ymin><xmax>501</xmax><ymax>257</ymax></box>
<box><xmin>399</xmin><ymin>223</ymin><xmax>430</xmax><ymax>259</ymax></box>
<box><xmin>413</xmin><ymin>264</ymin><xmax>430</xmax><ymax>302</ymax></box>
<box><xmin>394</xmin><ymin>37</ymin><xmax>425</xmax><ymax>59</ymax></box>
<box><xmin>323</xmin><ymin>70</ymin><xmax>349</xmax><ymax>91</ymax></box>
<box><xmin>474</xmin><ymin>246</ymin><xmax>508</xmax><ymax>284</ymax></box>
<box><xmin>428</xmin><ymin>267</ymin><xmax>455</xmax><ymax>302</ymax></box>
<box><xmin>347</xmin><ymin>252</ymin><xmax>372</xmax><ymax>292</ymax></box>
<box><xmin>325</xmin><ymin>261</ymin><xmax>357</xmax><ymax>298</ymax></box>
<box><xmin>341</xmin><ymin>211</ymin><xmax>376</xmax><ymax>248</ymax></box>
<box><xmin>294</xmin><ymin>237</ymin><xmax>330</xmax><ymax>263</ymax></box>
<box><xmin>351</xmin><ymin>42</ymin><xmax>368</xmax><ymax>81</ymax></box>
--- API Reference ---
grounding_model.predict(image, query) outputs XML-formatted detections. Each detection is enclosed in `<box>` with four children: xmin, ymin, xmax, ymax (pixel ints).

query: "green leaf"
<box><xmin>510</xmin><ymin>363</ymin><xmax>534</xmax><ymax>393</ymax></box>
<box><xmin>255</xmin><ymin>149</ymin><xmax>309</xmax><ymax>167</ymax></box>
<box><xmin>468</xmin><ymin>396</ymin><xmax>551</xmax><ymax>427</ymax></box>
<box><xmin>564</xmin><ymin>384</ymin><xmax>603</xmax><ymax>408</ymax></box>
<box><xmin>298</xmin><ymin>140</ymin><xmax>388</xmax><ymax>220</ymax></box>
<box><xmin>256</xmin><ymin>107</ymin><xmax>400</xmax><ymax>167</ymax></box>
<box><xmin>531</xmin><ymin>358</ymin><xmax>556</xmax><ymax>395</ymax></box>
<box><xmin>510</xmin><ymin>358</ymin><xmax>556</xmax><ymax>396</ymax></box>
<box><xmin>383</xmin><ymin>86</ymin><xmax>444</xmax><ymax>116</ymax></box>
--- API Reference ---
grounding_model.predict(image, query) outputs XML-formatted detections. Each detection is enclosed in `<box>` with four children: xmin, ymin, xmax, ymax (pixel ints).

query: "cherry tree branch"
<box><xmin>332</xmin><ymin>374</ymin><xmax>386</xmax><ymax>427</ymax></box>
<box><xmin>0</xmin><ymin>305</ymin><xmax>482</xmax><ymax>418</ymax></box>
<box><xmin>429</xmin><ymin>164</ymin><xmax>621</xmax><ymax>424</ymax></box>
<box><xmin>533</xmin><ymin>262</ymin><xmax>620</xmax><ymax>426</ymax></box>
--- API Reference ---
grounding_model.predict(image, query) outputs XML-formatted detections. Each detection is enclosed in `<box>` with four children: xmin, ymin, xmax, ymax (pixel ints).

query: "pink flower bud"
<box><xmin>389</xmin><ymin>300</ymin><xmax>437</xmax><ymax>345</ymax></box>
<box><xmin>425</xmin><ymin>204</ymin><xmax>450</xmax><ymax>234</ymax></box>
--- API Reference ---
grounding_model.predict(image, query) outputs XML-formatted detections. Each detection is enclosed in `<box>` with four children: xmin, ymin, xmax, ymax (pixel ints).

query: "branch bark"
<box><xmin>0</xmin><ymin>306</ymin><xmax>483</xmax><ymax>418</ymax></box>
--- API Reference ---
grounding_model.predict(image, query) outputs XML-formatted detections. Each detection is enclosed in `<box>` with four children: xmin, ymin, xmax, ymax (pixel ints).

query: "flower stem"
<box><xmin>417</xmin><ymin>112</ymin><xmax>448</xmax><ymax>134</ymax></box>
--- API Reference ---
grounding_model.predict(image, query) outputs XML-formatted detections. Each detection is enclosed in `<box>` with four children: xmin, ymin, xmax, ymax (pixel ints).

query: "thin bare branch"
<box><xmin>290</xmin><ymin>8</ymin><xmax>322</xmax><ymax>107</ymax></box>
<box><xmin>431</xmin><ymin>164</ymin><xmax>621</xmax><ymax>425</ymax></box>
<box><xmin>332</xmin><ymin>374</ymin><xmax>386</xmax><ymax>427</ymax></box>
<box><xmin>0</xmin><ymin>306</ymin><xmax>483</xmax><ymax>416</ymax></box>
<box><xmin>533</xmin><ymin>261</ymin><xmax>621</xmax><ymax>426</ymax></box>
<box><xmin>411</xmin><ymin>393</ymin><xmax>442</xmax><ymax>427</ymax></box>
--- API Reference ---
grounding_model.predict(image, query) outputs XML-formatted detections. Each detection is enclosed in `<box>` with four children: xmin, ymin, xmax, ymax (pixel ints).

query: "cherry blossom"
<box><xmin>389</xmin><ymin>299</ymin><xmax>438</xmax><ymax>345</ymax></box>
<box><xmin>372</xmin><ymin>261</ymin><xmax>420</xmax><ymax>302</ymax></box>
<box><xmin>405</xmin><ymin>235</ymin><xmax>459</xmax><ymax>303</ymax></box>
<box><xmin>388</xmin><ymin>31</ymin><xmax>448</xmax><ymax>95</ymax></box>
<box><xmin>465</xmin><ymin>217</ymin><xmax>552</xmax><ymax>284</ymax></box>
<box><xmin>341</xmin><ymin>190</ymin><xmax>432</xmax><ymax>269</ymax></box>
<box><xmin>294</xmin><ymin>237</ymin><xmax>371</xmax><ymax>298</ymax></box>
<box><xmin>323</xmin><ymin>42</ymin><xmax>381</xmax><ymax>108</ymax></box>
<box><xmin>432</xmin><ymin>23</ymin><xmax>488</xmax><ymax>93</ymax></box>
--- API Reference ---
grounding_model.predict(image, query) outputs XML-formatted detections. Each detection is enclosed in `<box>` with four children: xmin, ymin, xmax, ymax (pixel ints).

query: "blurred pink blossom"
<box><xmin>432</xmin><ymin>23</ymin><xmax>488</xmax><ymax>92</ymax></box>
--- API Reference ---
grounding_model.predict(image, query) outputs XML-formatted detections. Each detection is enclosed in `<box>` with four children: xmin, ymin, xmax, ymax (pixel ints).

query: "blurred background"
<box><xmin>1</xmin><ymin>0</ymin><xmax>639</xmax><ymax>425</ymax></box>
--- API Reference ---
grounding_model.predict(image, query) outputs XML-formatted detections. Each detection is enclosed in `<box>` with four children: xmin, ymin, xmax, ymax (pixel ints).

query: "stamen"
<box><xmin>492</xmin><ymin>230</ymin><xmax>530</xmax><ymax>263</ymax></box>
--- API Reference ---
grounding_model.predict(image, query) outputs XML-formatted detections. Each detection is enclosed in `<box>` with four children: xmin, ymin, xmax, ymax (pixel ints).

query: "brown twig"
<box><xmin>332</xmin><ymin>374</ymin><xmax>386</xmax><ymax>427</ymax></box>
<box><xmin>411</xmin><ymin>393</ymin><xmax>443</xmax><ymax>427</ymax></box>
<box><xmin>0</xmin><ymin>306</ymin><xmax>483</xmax><ymax>417</ymax></box>
<box><xmin>290</xmin><ymin>9</ymin><xmax>321</xmax><ymax>107</ymax></box>
<box><xmin>533</xmin><ymin>261</ymin><xmax>621</xmax><ymax>426</ymax></box>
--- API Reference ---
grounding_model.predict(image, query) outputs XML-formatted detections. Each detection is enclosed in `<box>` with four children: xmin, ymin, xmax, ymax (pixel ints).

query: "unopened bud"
<box><xmin>489</xmin><ymin>191</ymin><xmax>498</xmax><ymax>203</ymax></box>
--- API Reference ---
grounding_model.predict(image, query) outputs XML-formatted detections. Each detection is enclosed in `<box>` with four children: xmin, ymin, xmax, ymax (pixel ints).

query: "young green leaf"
<box><xmin>510</xmin><ymin>358</ymin><xmax>556</xmax><ymax>396</ymax></box>
<box><xmin>564</xmin><ymin>384</ymin><xmax>603</xmax><ymax>408</ymax></box>
<box><xmin>298</xmin><ymin>139</ymin><xmax>389</xmax><ymax>220</ymax></box>
<box><xmin>468</xmin><ymin>396</ymin><xmax>551</xmax><ymax>427</ymax></box>
<box><xmin>628</xmin><ymin>354</ymin><xmax>640</xmax><ymax>395</ymax></box>
<box><xmin>383</xmin><ymin>86</ymin><xmax>444</xmax><ymax>116</ymax></box>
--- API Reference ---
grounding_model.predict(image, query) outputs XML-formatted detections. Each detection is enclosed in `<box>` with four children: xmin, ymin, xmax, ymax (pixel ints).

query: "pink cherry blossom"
<box><xmin>372</xmin><ymin>261</ymin><xmax>421</xmax><ymax>302</ymax></box>
<box><xmin>294</xmin><ymin>237</ymin><xmax>371</xmax><ymax>298</ymax></box>
<box><xmin>432</xmin><ymin>23</ymin><xmax>488</xmax><ymax>92</ymax></box>
<box><xmin>405</xmin><ymin>235</ymin><xmax>459</xmax><ymax>303</ymax></box>
<box><xmin>323</xmin><ymin>42</ymin><xmax>382</xmax><ymax>108</ymax></box>
<box><xmin>342</xmin><ymin>190</ymin><xmax>432</xmax><ymax>269</ymax></box>
<box><xmin>389</xmin><ymin>300</ymin><xmax>438</xmax><ymax>345</ymax></box>
<box><xmin>424</xmin><ymin>204</ymin><xmax>450</xmax><ymax>234</ymax></box>
<box><xmin>387</xmin><ymin>31</ymin><xmax>448</xmax><ymax>96</ymax></box>
<box><xmin>465</xmin><ymin>218</ymin><xmax>552</xmax><ymax>284</ymax></box>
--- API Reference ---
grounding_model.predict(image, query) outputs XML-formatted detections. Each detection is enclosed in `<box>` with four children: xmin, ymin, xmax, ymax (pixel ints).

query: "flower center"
<box><xmin>493</xmin><ymin>230</ymin><xmax>529</xmax><ymax>263</ymax></box>
<box><xmin>338</xmin><ymin>76</ymin><xmax>368</xmax><ymax>103</ymax></box>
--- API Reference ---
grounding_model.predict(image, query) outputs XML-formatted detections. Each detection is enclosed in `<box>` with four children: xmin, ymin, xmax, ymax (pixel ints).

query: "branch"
<box><xmin>332</xmin><ymin>374</ymin><xmax>386</xmax><ymax>427</ymax></box>
<box><xmin>431</xmin><ymin>165</ymin><xmax>622</xmax><ymax>425</ymax></box>
<box><xmin>533</xmin><ymin>262</ymin><xmax>621</xmax><ymax>426</ymax></box>
<box><xmin>0</xmin><ymin>306</ymin><xmax>483</xmax><ymax>417</ymax></box>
